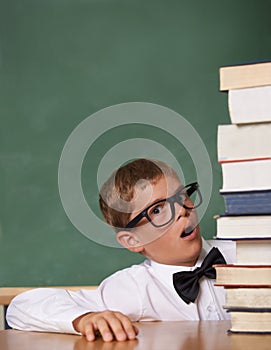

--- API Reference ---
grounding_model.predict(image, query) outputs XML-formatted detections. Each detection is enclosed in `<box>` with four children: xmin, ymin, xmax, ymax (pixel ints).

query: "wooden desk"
<box><xmin>1</xmin><ymin>321</ymin><xmax>271</xmax><ymax>350</ymax></box>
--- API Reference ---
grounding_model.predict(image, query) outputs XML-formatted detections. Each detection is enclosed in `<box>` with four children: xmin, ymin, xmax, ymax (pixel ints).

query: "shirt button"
<box><xmin>207</xmin><ymin>304</ymin><xmax>216</xmax><ymax>312</ymax></box>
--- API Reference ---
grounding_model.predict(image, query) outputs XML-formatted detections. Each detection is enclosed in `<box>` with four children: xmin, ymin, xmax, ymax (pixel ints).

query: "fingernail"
<box><xmin>86</xmin><ymin>334</ymin><xmax>95</xmax><ymax>341</ymax></box>
<box><xmin>117</xmin><ymin>332</ymin><xmax>126</xmax><ymax>341</ymax></box>
<box><xmin>128</xmin><ymin>332</ymin><xmax>136</xmax><ymax>339</ymax></box>
<box><xmin>104</xmin><ymin>332</ymin><xmax>113</xmax><ymax>341</ymax></box>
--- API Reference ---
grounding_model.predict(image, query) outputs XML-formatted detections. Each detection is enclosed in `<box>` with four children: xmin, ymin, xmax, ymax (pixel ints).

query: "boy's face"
<box><xmin>117</xmin><ymin>175</ymin><xmax>202</xmax><ymax>266</ymax></box>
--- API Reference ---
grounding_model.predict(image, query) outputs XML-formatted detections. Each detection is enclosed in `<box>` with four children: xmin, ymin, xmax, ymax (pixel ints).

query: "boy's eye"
<box><xmin>149</xmin><ymin>204</ymin><xmax>164</xmax><ymax>216</ymax></box>
<box><xmin>153</xmin><ymin>206</ymin><xmax>162</xmax><ymax>215</ymax></box>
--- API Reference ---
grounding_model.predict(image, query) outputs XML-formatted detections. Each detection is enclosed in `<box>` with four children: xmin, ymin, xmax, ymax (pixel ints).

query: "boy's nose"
<box><xmin>175</xmin><ymin>202</ymin><xmax>190</xmax><ymax>220</ymax></box>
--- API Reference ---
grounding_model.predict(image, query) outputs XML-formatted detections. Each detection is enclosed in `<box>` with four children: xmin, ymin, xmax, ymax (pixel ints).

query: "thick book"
<box><xmin>220</xmin><ymin>61</ymin><xmax>271</xmax><ymax>91</ymax></box>
<box><xmin>228</xmin><ymin>85</ymin><xmax>271</xmax><ymax>124</ymax></box>
<box><xmin>215</xmin><ymin>215</ymin><xmax>271</xmax><ymax>239</ymax></box>
<box><xmin>227</xmin><ymin>308</ymin><xmax>271</xmax><ymax>334</ymax></box>
<box><xmin>229</xmin><ymin>328</ymin><xmax>271</xmax><ymax>347</ymax></box>
<box><xmin>235</xmin><ymin>239</ymin><xmax>271</xmax><ymax>265</ymax></box>
<box><xmin>221</xmin><ymin>159</ymin><xmax>271</xmax><ymax>191</ymax></box>
<box><xmin>214</xmin><ymin>264</ymin><xmax>271</xmax><ymax>286</ymax></box>
<box><xmin>220</xmin><ymin>189</ymin><xmax>271</xmax><ymax>215</ymax></box>
<box><xmin>225</xmin><ymin>287</ymin><xmax>271</xmax><ymax>309</ymax></box>
<box><xmin>217</xmin><ymin>123</ymin><xmax>271</xmax><ymax>163</ymax></box>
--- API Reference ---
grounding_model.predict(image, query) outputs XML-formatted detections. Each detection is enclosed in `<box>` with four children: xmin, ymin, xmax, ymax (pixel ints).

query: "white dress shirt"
<box><xmin>6</xmin><ymin>239</ymin><xmax>236</xmax><ymax>334</ymax></box>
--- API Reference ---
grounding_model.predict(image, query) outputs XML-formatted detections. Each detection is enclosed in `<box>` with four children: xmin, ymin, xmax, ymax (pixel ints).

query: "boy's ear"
<box><xmin>117</xmin><ymin>231</ymin><xmax>144</xmax><ymax>253</ymax></box>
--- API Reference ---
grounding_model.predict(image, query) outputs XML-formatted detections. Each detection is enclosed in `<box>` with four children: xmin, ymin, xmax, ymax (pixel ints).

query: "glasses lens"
<box><xmin>147</xmin><ymin>201</ymin><xmax>172</xmax><ymax>227</ymax></box>
<box><xmin>182</xmin><ymin>184</ymin><xmax>201</xmax><ymax>209</ymax></box>
<box><xmin>126</xmin><ymin>183</ymin><xmax>202</xmax><ymax>230</ymax></box>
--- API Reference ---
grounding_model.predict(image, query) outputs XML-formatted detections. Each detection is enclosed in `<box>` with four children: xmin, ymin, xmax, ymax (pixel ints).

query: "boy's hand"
<box><xmin>72</xmin><ymin>311</ymin><xmax>138</xmax><ymax>342</ymax></box>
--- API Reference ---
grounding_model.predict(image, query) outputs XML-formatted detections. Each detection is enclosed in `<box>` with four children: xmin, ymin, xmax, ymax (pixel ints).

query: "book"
<box><xmin>235</xmin><ymin>239</ymin><xmax>271</xmax><ymax>265</ymax></box>
<box><xmin>221</xmin><ymin>159</ymin><xmax>271</xmax><ymax>191</ymax></box>
<box><xmin>214</xmin><ymin>264</ymin><xmax>271</xmax><ymax>286</ymax></box>
<box><xmin>218</xmin><ymin>62</ymin><xmax>271</xmax><ymax>336</ymax></box>
<box><xmin>215</xmin><ymin>215</ymin><xmax>271</xmax><ymax>239</ymax></box>
<box><xmin>220</xmin><ymin>189</ymin><xmax>271</xmax><ymax>215</ymax></box>
<box><xmin>217</xmin><ymin>123</ymin><xmax>271</xmax><ymax>163</ymax></box>
<box><xmin>225</xmin><ymin>288</ymin><xmax>271</xmax><ymax>309</ymax></box>
<box><xmin>228</xmin><ymin>85</ymin><xmax>271</xmax><ymax>124</ymax></box>
<box><xmin>227</xmin><ymin>309</ymin><xmax>271</xmax><ymax>334</ymax></box>
<box><xmin>230</xmin><ymin>328</ymin><xmax>271</xmax><ymax>348</ymax></box>
<box><xmin>220</xmin><ymin>61</ymin><xmax>271</xmax><ymax>91</ymax></box>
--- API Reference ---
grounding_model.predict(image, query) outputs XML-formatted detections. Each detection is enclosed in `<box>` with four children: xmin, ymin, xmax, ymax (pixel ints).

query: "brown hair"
<box><xmin>99</xmin><ymin>158</ymin><xmax>180</xmax><ymax>230</ymax></box>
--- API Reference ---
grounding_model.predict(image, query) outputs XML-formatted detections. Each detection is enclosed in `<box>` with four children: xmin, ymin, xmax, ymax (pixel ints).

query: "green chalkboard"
<box><xmin>0</xmin><ymin>0</ymin><xmax>270</xmax><ymax>286</ymax></box>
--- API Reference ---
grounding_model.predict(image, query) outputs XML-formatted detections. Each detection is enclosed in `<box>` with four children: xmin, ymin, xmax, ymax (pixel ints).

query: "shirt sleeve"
<box><xmin>6</xmin><ymin>269</ymin><xmax>143</xmax><ymax>334</ymax></box>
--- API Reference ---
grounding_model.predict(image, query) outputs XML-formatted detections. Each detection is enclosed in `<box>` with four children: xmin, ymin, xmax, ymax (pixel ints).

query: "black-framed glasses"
<box><xmin>125</xmin><ymin>182</ymin><xmax>202</xmax><ymax>229</ymax></box>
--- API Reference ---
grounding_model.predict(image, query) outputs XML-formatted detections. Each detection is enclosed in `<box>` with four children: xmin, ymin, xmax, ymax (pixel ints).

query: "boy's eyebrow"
<box><xmin>146</xmin><ymin>196</ymin><xmax>166</xmax><ymax>207</ymax></box>
<box><xmin>144</xmin><ymin>185</ymin><xmax>184</xmax><ymax>208</ymax></box>
<box><xmin>135</xmin><ymin>195</ymin><xmax>165</xmax><ymax>215</ymax></box>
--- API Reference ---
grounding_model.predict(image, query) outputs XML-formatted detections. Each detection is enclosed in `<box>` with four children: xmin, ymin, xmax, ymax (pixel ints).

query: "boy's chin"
<box><xmin>179</xmin><ymin>241</ymin><xmax>203</xmax><ymax>266</ymax></box>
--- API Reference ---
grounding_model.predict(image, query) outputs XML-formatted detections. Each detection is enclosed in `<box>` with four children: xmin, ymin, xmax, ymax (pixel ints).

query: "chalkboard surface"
<box><xmin>0</xmin><ymin>0</ymin><xmax>270</xmax><ymax>287</ymax></box>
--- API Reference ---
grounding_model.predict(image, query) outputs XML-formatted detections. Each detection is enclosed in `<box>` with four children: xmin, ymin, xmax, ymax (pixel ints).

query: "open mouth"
<box><xmin>180</xmin><ymin>225</ymin><xmax>194</xmax><ymax>238</ymax></box>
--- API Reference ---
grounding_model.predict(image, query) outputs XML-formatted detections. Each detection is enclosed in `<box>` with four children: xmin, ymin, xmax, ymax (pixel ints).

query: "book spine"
<box><xmin>219</xmin><ymin>62</ymin><xmax>271</xmax><ymax>90</ymax></box>
<box><xmin>215</xmin><ymin>283</ymin><xmax>271</xmax><ymax>287</ymax></box>
<box><xmin>228</xmin><ymin>330</ymin><xmax>271</xmax><ymax>334</ymax></box>
<box><xmin>227</xmin><ymin>308</ymin><xmax>271</xmax><ymax>312</ymax></box>
<box><xmin>221</xmin><ymin>191</ymin><xmax>271</xmax><ymax>215</ymax></box>
<box><xmin>218</xmin><ymin>157</ymin><xmax>271</xmax><ymax>164</ymax></box>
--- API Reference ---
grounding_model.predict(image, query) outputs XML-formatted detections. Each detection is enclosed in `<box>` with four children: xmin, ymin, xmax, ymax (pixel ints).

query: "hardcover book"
<box><xmin>235</xmin><ymin>239</ymin><xmax>271</xmax><ymax>265</ymax></box>
<box><xmin>221</xmin><ymin>159</ymin><xmax>271</xmax><ymax>191</ymax></box>
<box><xmin>227</xmin><ymin>308</ymin><xmax>271</xmax><ymax>334</ymax></box>
<box><xmin>217</xmin><ymin>123</ymin><xmax>271</xmax><ymax>163</ymax></box>
<box><xmin>214</xmin><ymin>264</ymin><xmax>271</xmax><ymax>286</ymax></box>
<box><xmin>225</xmin><ymin>287</ymin><xmax>271</xmax><ymax>309</ymax></box>
<box><xmin>218</xmin><ymin>61</ymin><xmax>271</xmax><ymax>335</ymax></box>
<box><xmin>228</xmin><ymin>85</ymin><xmax>271</xmax><ymax>124</ymax></box>
<box><xmin>220</xmin><ymin>189</ymin><xmax>271</xmax><ymax>215</ymax></box>
<box><xmin>216</xmin><ymin>215</ymin><xmax>271</xmax><ymax>240</ymax></box>
<box><xmin>220</xmin><ymin>61</ymin><xmax>271</xmax><ymax>91</ymax></box>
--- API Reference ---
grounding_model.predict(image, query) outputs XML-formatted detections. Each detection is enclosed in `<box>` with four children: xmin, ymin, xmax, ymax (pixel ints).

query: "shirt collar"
<box><xmin>148</xmin><ymin>239</ymin><xmax>212</xmax><ymax>286</ymax></box>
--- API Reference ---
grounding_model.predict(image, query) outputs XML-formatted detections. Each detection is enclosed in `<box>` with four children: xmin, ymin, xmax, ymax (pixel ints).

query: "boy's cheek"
<box><xmin>135</xmin><ymin>226</ymin><xmax>172</xmax><ymax>246</ymax></box>
<box><xmin>187</xmin><ymin>209</ymin><xmax>200</xmax><ymax>227</ymax></box>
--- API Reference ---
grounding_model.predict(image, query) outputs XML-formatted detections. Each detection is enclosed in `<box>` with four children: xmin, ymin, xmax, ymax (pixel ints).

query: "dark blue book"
<box><xmin>220</xmin><ymin>189</ymin><xmax>271</xmax><ymax>215</ymax></box>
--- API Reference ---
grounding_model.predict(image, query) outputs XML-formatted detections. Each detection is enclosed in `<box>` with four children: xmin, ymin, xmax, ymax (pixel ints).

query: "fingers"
<box><xmin>74</xmin><ymin>335</ymin><xmax>138</xmax><ymax>350</ymax></box>
<box><xmin>115</xmin><ymin>312</ymin><xmax>139</xmax><ymax>340</ymax></box>
<box><xmin>84</xmin><ymin>323</ymin><xmax>96</xmax><ymax>342</ymax></box>
<box><xmin>95</xmin><ymin>311</ymin><xmax>137</xmax><ymax>342</ymax></box>
<box><xmin>73</xmin><ymin>311</ymin><xmax>138</xmax><ymax>342</ymax></box>
<box><xmin>94</xmin><ymin>316</ymin><xmax>115</xmax><ymax>342</ymax></box>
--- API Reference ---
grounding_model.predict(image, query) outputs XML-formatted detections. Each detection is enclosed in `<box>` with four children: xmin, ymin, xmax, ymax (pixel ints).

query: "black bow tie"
<box><xmin>173</xmin><ymin>247</ymin><xmax>226</xmax><ymax>304</ymax></box>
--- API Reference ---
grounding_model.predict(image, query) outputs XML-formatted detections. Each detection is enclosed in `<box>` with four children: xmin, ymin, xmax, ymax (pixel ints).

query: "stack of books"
<box><xmin>214</xmin><ymin>61</ymin><xmax>271</xmax><ymax>334</ymax></box>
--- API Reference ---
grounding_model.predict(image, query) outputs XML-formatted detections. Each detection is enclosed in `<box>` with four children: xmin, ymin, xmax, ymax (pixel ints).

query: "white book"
<box><xmin>228</xmin><ymin>85</ymin><xmax>271</xmax><ymax>124</ymax></box>
<box><xmin>221</xmin><ymin>159</ymin><xmax>271</xmax><ymax>191</ymax></box>
<box><xmin>217</xmin><ymin>123</ymin><xmax>271</xmax><ymax>163</ymax></box>
<box><xmin>225</xmin><ymin>287</ymin><xmax>271</xmax><ymax>309</ymax></box>
<box><xmin>229</xmin><ymin>310</ymin><xmax>271</xmax><ymax>334</ymax></box>
<box><xmin>216</xmin><ymin>215</ymin><xmax>271</xmax><ymax>239</ymax></box>
<box><xmin>236</xmin><ymin>240</ymin><xmax>271</xmax><ymax>265</ymax></box>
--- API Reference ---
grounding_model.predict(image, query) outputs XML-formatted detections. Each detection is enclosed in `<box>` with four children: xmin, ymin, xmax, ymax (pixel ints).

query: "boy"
<box><xmin>6</xmin><ymin>159</ymin><xmax>235</xmax><ymax>342</ymax></box>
